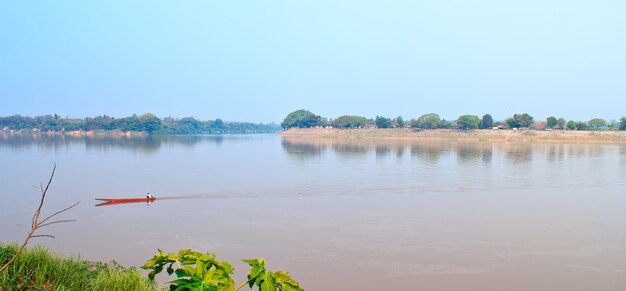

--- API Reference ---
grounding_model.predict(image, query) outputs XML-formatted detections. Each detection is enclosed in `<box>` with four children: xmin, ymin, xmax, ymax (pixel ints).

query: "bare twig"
<box><xmin>31</xmin><ymin>235</ymin><xmax>55</xmax><ymax>239</ymax></box>
<box><xmin>0</xmin><ymin>164</ymin><xmax>80</xmax><ymax>274</ymax></box>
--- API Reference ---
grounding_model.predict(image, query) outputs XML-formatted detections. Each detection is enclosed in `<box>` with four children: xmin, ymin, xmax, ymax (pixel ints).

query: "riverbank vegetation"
<box><xmin>143</xmin><ymin>249</ymin><xmax>303</xmax><ymax>291</ymax></box>
<box><xmin>0</xmin><ymin>244</ymin><xmax>304</xmax><ymax>291</ymax></box>
<box><xmin>281</xmin><ymin>109</ymin><xmax>626</xmax><ymax>131</ymax></box>
<box><xmin>0</xmin><ymin>243</ymin><xmax>154</xmax><ymax>290</ymax></box>
<box><xmin>0</xmin><ymin>114</ymin><xmax>280</xmax><ymax>134</ymax></box>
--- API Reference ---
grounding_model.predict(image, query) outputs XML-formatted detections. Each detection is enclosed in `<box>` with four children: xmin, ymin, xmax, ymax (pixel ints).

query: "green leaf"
<box><xmin>274</xmin><ymin>271</ymin><xmax>304</xmax><ymax>291</ymax></box>
<box><xmin>259</xmin><ymin>271</ymin><xmax>276</xmax><ymax>291</ymax></box>
<box><xmin>184</xmin><ymin>265</ymin><xmax>196</xmax><ymax>277</ymax></box>
<box><xmin>196</xmin><ymin>260</ymin><xmax>207</xmax><ymax>278</ymax></box>
<box><xmin>142</xmin><ymin>257</ymin><xmax>157</xmax><ymax>269</ymax></box>
<box><xmin>175</xmin><ymin>268</ymin><xmax>189</xmax><ymax>278</ymax></box>
<box><xmin>169</xmin><ymin>278</ymin><xmax>191</xmax><ymax>286</ymax></box>
<box><xmin>218</xmin><ymin>261</ymin><xmax>234</xmax><ymax>274</ymax></box>
<box><xmin>155</xmin><ymin>265</ymin><xmax>163</xmax><ymax>275</ymax></box>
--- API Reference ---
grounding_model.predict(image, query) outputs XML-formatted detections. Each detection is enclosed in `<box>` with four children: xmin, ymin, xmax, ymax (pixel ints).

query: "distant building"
<box><xmin>534</xmin><ymin>124</ymin><xmax>547</xmax><ymax>130</ymax></box>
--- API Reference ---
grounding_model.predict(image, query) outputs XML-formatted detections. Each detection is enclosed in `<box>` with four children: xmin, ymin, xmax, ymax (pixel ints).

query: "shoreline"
<box><xmin>0</xmin><ymin>129</ymin><xmax>148</xmax><ymax>138</ymax></box>
<box><xmin>277</xmin><ymin>128</ymin><xmax>626</xmax><ymax>144</ymax></box>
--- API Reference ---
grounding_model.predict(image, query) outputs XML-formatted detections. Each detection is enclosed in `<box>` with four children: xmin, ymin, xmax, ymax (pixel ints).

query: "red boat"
<box><xmin>95</xmin><ymin>197</ymin><xmax>156</xmax><ymax>203</ymax></box>
<box><xmin>95</xmin><ymin>197</ymin><xmax>156</xmax><ymax>207</ymax></box>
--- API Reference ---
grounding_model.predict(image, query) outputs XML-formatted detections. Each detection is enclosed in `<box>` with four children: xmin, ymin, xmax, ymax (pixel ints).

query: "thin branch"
<box><xmin>32</xmin><ymin>164</ymin><xmax>55</xmax><ymax>229</ymax></box>
<box><xmin>38</xmin><ymin>201</ymin><xmax>80</xmax><ymax>226</ymax></box>
<box><xmin>0</xmin><ymin>165</ymin><xmax>79</xmax><ymax>274</ymax></box>
<box><xmin>31</xmin><ymin>235</ymin><xmax>55</xmax><ymax>239</ymax></box>
<box><xmin>38</xmin><ymin>219</ymin><xmax>77</xmax><ymax>228</ymax></box>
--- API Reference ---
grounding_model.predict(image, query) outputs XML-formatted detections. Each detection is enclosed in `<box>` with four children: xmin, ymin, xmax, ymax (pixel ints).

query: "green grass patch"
<box><xmin>0</xmin><ymin>243</ymin><xmax>155</xmax><ymax>290</ymax></box>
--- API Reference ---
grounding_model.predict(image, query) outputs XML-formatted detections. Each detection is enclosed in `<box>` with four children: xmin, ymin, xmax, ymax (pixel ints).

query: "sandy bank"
<box><xmin>277</xmin><ymin>128</ymin><xmax>626</xmax><ymax>144</ymax></box>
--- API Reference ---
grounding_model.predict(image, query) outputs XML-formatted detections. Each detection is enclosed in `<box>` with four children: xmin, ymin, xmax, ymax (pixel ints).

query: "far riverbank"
<box><xmin>277</xmin><ymin>128</ymin><xmax>626</xmax><ymax>144</ymax></box>
<box><xmin>0</xmin><ymin>129</ymin><xmax>148</xmax><ymax>138</ymax></box>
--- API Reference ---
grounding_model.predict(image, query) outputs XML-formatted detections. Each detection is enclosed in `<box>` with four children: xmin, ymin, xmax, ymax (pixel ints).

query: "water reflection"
<box><xmin>281</xmin><ymin>139</ymin><xmax>325</xmax><ymax>159</ymax></box>
<box><xmin>375</xmin><ymin>146</ymin><xmax>390</xmax><ymax>159</ymax></box>
<box><xmin>457</xmin><ymin>143</ymin><xmax>483</xmax><ymax>166</ymax></box>
<box><xmin>620</xmin><ymin>145</ymin><xmax>626</xmax><ymax>185</ymax></box>
<box><xmin>0</xmin><ymin>134</ymin><xmax>233</xmax><ymax>153</ymax></box>
<box><xmin>280</xmin><ymin>137</ymin><xmax>626</xmax><ymax>195</ymax></box>
<box><xmin>282</xmin><ymin>137</ymin><xmax>502</xmax><ymax>167</ymax></box>
<box><xmin>504</xmin><ymin>143</ymin><xmax>533</xmax><ymax>165</ymax></box>
<box><xmin>410</xmin><ymin>143</ymin><xmax>444</xmax><ymax>165</ymax></box>
<box><xmin>280</xmin><ymin>137</ymin><xmax>620</xmax><ymax>169</ymax></box>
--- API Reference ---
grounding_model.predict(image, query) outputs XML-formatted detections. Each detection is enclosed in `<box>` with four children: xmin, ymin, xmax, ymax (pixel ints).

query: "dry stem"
<box><xmin>0</xmin><ymin>164</ymin><xmax>80</xmax><ymax>274</ymax></box>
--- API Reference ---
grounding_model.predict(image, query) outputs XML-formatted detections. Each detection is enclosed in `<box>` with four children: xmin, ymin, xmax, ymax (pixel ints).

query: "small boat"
<box><xmin>96</xmin><ymin>197</ymin><xmax>156</xmax><ymax>203</ymax></box>
<box><xmin>95</xmin><ymin>197</ymin><xmax>156</xmax><ymax>207</ymax></box>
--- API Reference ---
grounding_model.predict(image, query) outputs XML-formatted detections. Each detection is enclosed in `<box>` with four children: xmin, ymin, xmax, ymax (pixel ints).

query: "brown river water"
<box><xmin>1</xmin><ymin>134</ymin><xmax>626</xmax><ymax>290</ymax></box>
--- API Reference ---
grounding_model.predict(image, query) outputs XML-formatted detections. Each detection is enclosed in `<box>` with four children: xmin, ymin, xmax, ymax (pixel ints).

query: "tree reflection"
<box><xmin>410</xmin><ymin>143</ymin><xmax>442</xmax><ymax>164</ymax></box>
<box><xmin>456</xmin><ymin>143</ymin><xmax>482</xmax><ymax>165</ymax></box>
<box><xmin>281</xmin><ymin>139</ymin><xmax>327</xmax><ymax>159</ymax></box>
<box><xmin>281</xmin><ymin>138</ymin><xmax>501</xmax><ymax>166</ymax></box>
<box><xmin>331</xmin><ymin>143</ymin><xmax>369</xmax><ymax>158</ymax></box>
<box><xmin>504</xmin><ymin>143</ymin><xmax>533</xmax><ymax>165</ymax></box>
<box><xmin>481</xmin><ymin>145</ymin><xmax>493</xmax><ymax>165</ymax></box>
<box><xmin>0</xmin><ymin>133</ymin><xmax>230</xmax><ymax>154</ymax></box>
<box><xmin>375</xmin><ymin>146</ymin><xmax>391</xmax><ymax>158</ymax></box>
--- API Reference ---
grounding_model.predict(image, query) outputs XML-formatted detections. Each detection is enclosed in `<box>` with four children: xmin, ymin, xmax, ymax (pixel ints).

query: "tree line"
<box><xmin>0</xmin><ymin>114</ymin><xmax>280</xmax><ymax>134</ymax></box>
<box><xmin>281</xmin><ymin>109</ymin><xmax>626</xmax><ymax>131</ymax></box>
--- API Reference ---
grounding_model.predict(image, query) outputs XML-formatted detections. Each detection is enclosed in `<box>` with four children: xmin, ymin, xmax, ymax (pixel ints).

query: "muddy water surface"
<box><xmin>1</xmin><ymin>134</ymin><xmax>626</xmax><ymax>290</ymax></box>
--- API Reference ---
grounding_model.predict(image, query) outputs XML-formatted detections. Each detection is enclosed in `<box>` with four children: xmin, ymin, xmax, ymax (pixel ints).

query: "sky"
<box><xmin>1</xmin><ymin>1</ymin><xmax>625</xmax><ymax>123</ymax></box>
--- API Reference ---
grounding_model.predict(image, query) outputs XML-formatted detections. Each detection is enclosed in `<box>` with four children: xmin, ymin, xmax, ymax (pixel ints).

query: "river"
<box><xmin>1</xmin><ymin>134</ymin><xmax>626</xmax><ymax>290</ymax></box>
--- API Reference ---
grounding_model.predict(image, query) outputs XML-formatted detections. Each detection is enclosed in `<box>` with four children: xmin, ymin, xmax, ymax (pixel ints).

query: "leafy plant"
<box><xmin>143</xmin><ymin>249</ymin><xmax>303</xmax><ymax>291</ymax></box>
<box><xmin>243</xmin><ymin>258</ymin><xmax>302</xmax><ymax>291</ymax></box>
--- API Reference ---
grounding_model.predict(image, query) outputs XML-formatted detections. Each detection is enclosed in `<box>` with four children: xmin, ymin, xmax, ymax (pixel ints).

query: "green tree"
<box><xmin>506</xmin><ymin>113</ymin><xmax>534</xmax><ymax>128</ymax></box>
<box><xmin>456</xmin><ymin>115</ymin><xmax>481</xmax><ymax>129</ymax></box>
<box><xmin>139</xmin><ymin>113</ymin><xmax>163</xmax><ymax>133</ymax></box>
<box><xmin>575</xmin><ymin>121</ymin><xmax>588</xmax><ymax>130</ymax></box>
<box><xmin>395</xmin><ymin>116</ymin><xmax>405</xmax><ymax>128</ymax></box>
<box><xmin>414</xmin><ymin>113</ymin><xmax>441</xmax><ymax>129</ymax></box>
<box><xmin>281</xmin><ymin>109</ymin><xmax>322</xmax><ymax>129</ymax></box>
<box><xmin>567</xmin><ymin>120</ymin><xmax>576</xmax><ymax>130</ymax></box>
<box><xmin>620</xmin><ymin>117</ymin><xmax>626</xmax><ymax>131</ymax></box>
<box><xmin>516</xmin><ymin>113</ymin><xmax>534</xmax><ymax>128</ymax></box>
<box><xmin>39</xmin><ymin>115</ymin><xmax>60</xmax><ymax>131</ymax></box>
<box><xmin>375</xmin><ymin>116</ymin><xmax>392</xmax><ymax>128</ymax></box>
<box><xmin>176</xmin><ymin>117</ymin><xmax>202</xmax><ymax>134</ymax></box>
<box><xmin>480</xmin><ymin>114</ymin><xmax>493</xmax><ymax>129</ymax></box>
<box><xmin>331</xmin><ymin>115</ymin><xmax>368</xmax><ymax>128</ymax></box>
<box><xmin>546</xmin><ymin>116</ymin><xmax>557</xmax><ymax>128</ymax></box>
<box><xmin>112</xmin><ymin>115</ymin><xmax>144</xmax><ymax>132</ymax></box>
<box><xmin>0</xmin><ymin>115</ymin><xmax>38</xmax><ymax>129</ymax></box>
<box><xmin>557</xmin><ymin>118</ymin><xmax>566</xmax><ymax>129</ymax></box>
<box><xmin>214</xmin><ymin>118</ymin><xmax>225</xmax><ymax>129</ymax></box>
<box><xmin>588</xmin><ymin>118</ymin><xmax>607</xmax><ymax>130</ymax></box>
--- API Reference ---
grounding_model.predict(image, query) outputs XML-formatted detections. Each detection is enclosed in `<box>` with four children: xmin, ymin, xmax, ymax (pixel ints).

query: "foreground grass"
<box><xmin>0</xmin><ymin>243</ymin><xmax>155</xmax><ymax>290</ymax></box>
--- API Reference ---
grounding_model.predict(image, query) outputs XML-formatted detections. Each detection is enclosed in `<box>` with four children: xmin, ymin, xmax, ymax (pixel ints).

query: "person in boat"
<box><xmin>146</xmin><ymin>193</ymin><xmax>155</xmax><ymax>199</ymax></box>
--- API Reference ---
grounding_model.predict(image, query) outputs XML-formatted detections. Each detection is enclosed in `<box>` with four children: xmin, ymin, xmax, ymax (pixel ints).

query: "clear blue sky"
<box><xmin>1</xmin><ymin>1</ymin><xmax>624</xmax><ymax>123</ymax></box>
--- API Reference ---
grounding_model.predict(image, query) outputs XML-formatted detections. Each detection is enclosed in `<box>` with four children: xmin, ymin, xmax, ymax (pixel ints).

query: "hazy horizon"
<box><xmin>2</xmin><ymin>1</ymin><xmax>625</xmax><ymax>123</ymax></box>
